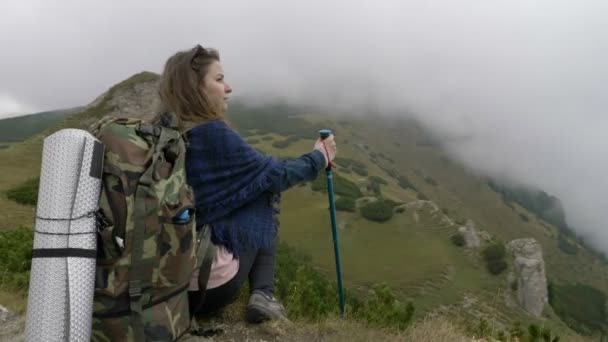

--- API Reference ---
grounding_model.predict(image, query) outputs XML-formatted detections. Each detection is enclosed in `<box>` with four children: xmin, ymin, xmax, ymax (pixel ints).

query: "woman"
<box><xmin>156</xmin><ymin>44</ymin><xmax>337</xmax><ymax>323</ymax></box>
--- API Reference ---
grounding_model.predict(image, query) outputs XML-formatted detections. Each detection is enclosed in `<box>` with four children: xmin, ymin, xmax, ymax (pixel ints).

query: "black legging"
<box><xmin>188</xmin><ymin>238</ymin><xmax>277</xmax><ymax>317</ymax></box>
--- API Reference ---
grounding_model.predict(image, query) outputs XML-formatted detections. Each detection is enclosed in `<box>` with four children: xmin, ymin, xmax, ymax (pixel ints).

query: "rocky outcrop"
<box><xmin>105</xmin><ymin>77</ymin><xmax>161</xmax><ymax>121</ymax></box>
<box><xmin>0</xmin><ymin>305</ymin><xmax>12</xmax><ymax>323</ymax></box>
<box><xmin>457</xmin><ymin>220</ymin><xmax>480</xmax><ymax>248</ymax></box>
<box><xmin>477</xmin><ymin>230</ymin><xmax>492</xmax><ymax>243</ymax></box>
<box><xmin>0</xmin><ymin>305</ymin><xmax>24</xmax><ymax>342</ymax></box>
<box><xmin>506</xmin><ymin>238</ymin><xmax>548</xmax><ymax>317</ymax></box>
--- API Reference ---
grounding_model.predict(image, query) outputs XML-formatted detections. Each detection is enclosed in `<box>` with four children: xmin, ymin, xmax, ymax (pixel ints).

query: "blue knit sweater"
<box><xmin>185</xmin><ymin>120</ymin><xmax>326</xmax><ymax>258</ymax></box>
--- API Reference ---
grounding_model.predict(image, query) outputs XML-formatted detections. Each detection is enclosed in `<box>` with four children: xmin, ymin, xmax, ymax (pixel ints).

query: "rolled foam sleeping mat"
<box><xmin>24</xmin><ymin>129</ymin><xmax>104</xmax><ymax>342</ymax></box>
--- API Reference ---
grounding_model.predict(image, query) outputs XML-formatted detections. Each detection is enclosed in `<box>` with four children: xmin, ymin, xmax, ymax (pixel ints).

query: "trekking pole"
<box><xmin>319</xmin><ymin>129</ymin><xmax>346</xmax><ymax>318</ymax></box>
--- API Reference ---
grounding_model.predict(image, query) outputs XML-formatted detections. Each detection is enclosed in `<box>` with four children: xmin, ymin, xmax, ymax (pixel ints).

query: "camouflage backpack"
<box><xmin>88</xmin><ymin>113</ymin><xmax>214</xmax><ymax>342</ymax></box>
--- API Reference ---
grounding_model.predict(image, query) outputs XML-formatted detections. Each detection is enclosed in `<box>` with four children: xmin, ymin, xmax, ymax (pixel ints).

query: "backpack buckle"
<box><xmin>129</xmin><ymin>283</ymin><xmax>142</xmax><ymax>299</ymax></box>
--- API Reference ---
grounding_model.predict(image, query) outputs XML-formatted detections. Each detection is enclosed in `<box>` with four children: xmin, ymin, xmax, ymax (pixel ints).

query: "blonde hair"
<box><xmin>157</xmin><ymin>45</ymin><xmax>224</xmax><ymax>129</ymax></box>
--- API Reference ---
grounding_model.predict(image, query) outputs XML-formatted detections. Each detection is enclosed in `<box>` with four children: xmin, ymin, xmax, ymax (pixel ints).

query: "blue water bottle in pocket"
<box><xmin>173</xmin><ymin>208</ymin><xmax>193</xmax><ymax>224</ymax></box>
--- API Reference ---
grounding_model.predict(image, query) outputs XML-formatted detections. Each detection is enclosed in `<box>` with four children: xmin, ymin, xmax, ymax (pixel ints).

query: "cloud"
<box><xmin>0</xmin><ymin>93</ymin><xmax>36</xmax><ymax>119</ymax></box>
<box><xmin>1</xmin><ymin>0</ymin><xmax>608</xmax><ymax>251</ymax></box>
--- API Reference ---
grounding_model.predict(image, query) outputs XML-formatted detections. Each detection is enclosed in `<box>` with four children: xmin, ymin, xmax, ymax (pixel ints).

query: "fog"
<box><xmin>2</xmin><ymin>0</ymin><xmax>608</xmax><ymax>251</ymax></box>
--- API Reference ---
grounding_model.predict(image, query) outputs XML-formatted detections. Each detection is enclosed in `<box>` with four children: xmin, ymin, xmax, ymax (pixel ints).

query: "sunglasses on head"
<box><xmin>190</xmin><ymin>44</ymin><xmax>217</xmax><ymax>71</ymax></box>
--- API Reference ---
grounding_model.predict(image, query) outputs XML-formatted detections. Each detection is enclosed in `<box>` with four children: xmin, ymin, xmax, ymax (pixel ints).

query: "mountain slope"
<box><xmin>0</xmin><ymin>107</ymin><xmax>83</xmax><ymax>143</ymax></box>
<box><xmin>0</xmin><ymin>72</ymin><xmax>605</xmax><ymax>340</ymax></box>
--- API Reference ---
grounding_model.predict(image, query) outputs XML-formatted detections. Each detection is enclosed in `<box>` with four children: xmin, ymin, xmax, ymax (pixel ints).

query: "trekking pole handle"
<box><xmin>318</xmin><ymin>129</ymin><xmax>334</xmax><ymax>171</ymax></box>
<box><xmin>319</xmin><ymin>129</ymin><xmax>332</xmax><ymax>140</ymax></box>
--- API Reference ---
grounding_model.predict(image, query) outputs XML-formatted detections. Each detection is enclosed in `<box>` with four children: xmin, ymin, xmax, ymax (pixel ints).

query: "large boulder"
<box><xmin>506</xmin><ymin>238</ymin><xmax>548</xmax><ymax>317</ymax></box>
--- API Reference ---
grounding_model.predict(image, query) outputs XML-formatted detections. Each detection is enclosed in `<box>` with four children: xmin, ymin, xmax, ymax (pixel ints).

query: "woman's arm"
<box><xmin>266</xmin><ymin>150</ymin><xmax>327</xmax><ymax>193</ymax></box>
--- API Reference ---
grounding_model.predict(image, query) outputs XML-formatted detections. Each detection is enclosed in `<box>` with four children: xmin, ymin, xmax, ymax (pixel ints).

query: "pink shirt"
<box><xmin>189</xmin><ymin>244</ymin><xmax>239</xmax><ymax>291</ymax></box>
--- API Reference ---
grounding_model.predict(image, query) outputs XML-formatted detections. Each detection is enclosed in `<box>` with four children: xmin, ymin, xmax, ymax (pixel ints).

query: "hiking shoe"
<box><xmin>246</xmin><ymin>290</ymin><xmax>289</xmax><ymax>324</ymax></box>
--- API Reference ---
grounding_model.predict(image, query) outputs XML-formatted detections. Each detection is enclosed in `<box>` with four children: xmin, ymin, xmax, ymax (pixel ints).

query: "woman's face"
<box><xmin>202</xmin><ymin>60</ymin><xmax>232</xmax><ymax>112</ymax></box>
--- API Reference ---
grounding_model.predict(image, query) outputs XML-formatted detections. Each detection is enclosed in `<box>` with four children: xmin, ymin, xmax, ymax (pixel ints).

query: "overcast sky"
<box><xmin>2</xmin><ymin>0</ymin><xmax>608</xmax><ymax>252</ymax></box>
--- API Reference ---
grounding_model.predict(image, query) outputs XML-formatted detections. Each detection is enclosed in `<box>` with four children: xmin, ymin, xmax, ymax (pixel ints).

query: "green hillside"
<box><xmin>0</xmin><ymin>72</ymin><xmax>605</xmax><ymax>340</ymax></box>
<box><xmin>0</xmin><ymin>107</ymin><xmax>83</xmax><ymax>142</ymax></box>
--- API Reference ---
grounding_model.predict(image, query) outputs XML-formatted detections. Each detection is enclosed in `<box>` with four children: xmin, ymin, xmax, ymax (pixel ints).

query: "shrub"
<box><xmin>361</xmin><ymin>200</ymin><xmax>394</xmax><ymax>222</ymax></box>
<box><xmin>487</xmin><ymin>259</ymin><xmax>508</xmax><ymax>275</ymax></box>
<box><xmin>6</xmin><ymin>177</ymin><xmax>39</xmax><ymax>206</ymax></box>
<box><xmin>451</xmin><ymin>233</ymin><xmax>465</xmax><ymax>247</ymax></box>
<box><xmin>246</xmin><ymin>138</ymin><xmax>260</xmax><ymax>144</ymax></box>
<box><xmin>482</xmin><ymin>243</ymin><xmax>506</xmax><ymax>261</ymax></box>
<box><xmin>355</xmin><ymin>283</ymin><xmax>415</xmax><ymax>330</ymax></box>
<box><xmin>511</xmin><ymin>280</ymin><xmax>519</xmax><ymax>291</ymax></box>
<box><xmin>0</xmin><ymin>227</ymin><xmax>34</xmax><ymax>291</ymax></box>
<box><xmin>509</xmin><ymin>322</ymin><xmax>525</xmax><ymax>339</ymax></box>
<box><xmin>482</xmin><ymin>243</ymin><xmax>507</xmax><ymax>275</ymax></box>
<box><xmin>541</xmin><ymin>327</ymin><xmax>553</xmax><ymax>342</ymax></box>
<box><xmin>275</xmin><ymin>243</ymin><xmax>415</xmax><ymax>329</ymax></box>
<box><xmin>275</xmin><ymin>243</ymin><xmax>339</xmax><ymax>320</ymax></box>
<box><xmin>395</xmin><ymin>207</ymin><xmax>405</xmax><ymax>213</ymax></box>
<box><xmin>519</xmin><ymin>213</ymin><xmax>529</xmax><ymax>222</ymax></box>
<box><xmin>262</xmin><ymin>136</ymin><xmax>273</xmax><ymax>141</ymax></box>
<box><xmin>311</xmin><ymin>173</ymin><xmax>363</xmax><ymax>199</ymax></box>
<box><xmin>335</xmin><ymin>197</ymin><xmax>356</xmax><ymax>212</ymax></box>
<box><xmin>528</xmin><ymin>324</ymin><xmax>540</xmax><ymax>341</ymax></box>
<box><xmin>475</xmin><ymin>319</ymin><xmax>490</xmax><ymax>338</ymax></box>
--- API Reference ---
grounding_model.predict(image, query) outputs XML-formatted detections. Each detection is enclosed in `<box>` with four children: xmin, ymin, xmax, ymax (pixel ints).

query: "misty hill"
<box><xmin>0</xmin><ymin>71</ymin><xmax>605</xmax><ymax>341</ymax></box>
<box><xmin>0</xmin><ymin>107</ymin><xmax>83</xmax><ymax>143</ymax></box>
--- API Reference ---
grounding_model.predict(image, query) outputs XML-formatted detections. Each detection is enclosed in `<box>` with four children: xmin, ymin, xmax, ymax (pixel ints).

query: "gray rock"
<box><xmin>478</xmin><ymin>230</ymin><xmax>492</xmax><ymax>243</ymax></box>
<box><xmin>106</xmin><ymin>79</ymin><xmax>161</xmax><ymax>121</ymax></box>
<box><xmin>506</xmin><ymin>238</ymin><xmax>548</xmax><ymax>317</ymax></box>
<box><xmin>0</xmin><ymin>305</ymin><xmax>13</xmax><ymax>323</ymax></box>
<box><xmin>457</xmin><ymin>220</ymin><xmax>480</xmax><ymax>248</ymax></box>
<box><xmin>0</xmin><ymin>306</ymin><xmax>24</xmax><ymax>342</ymax></box>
